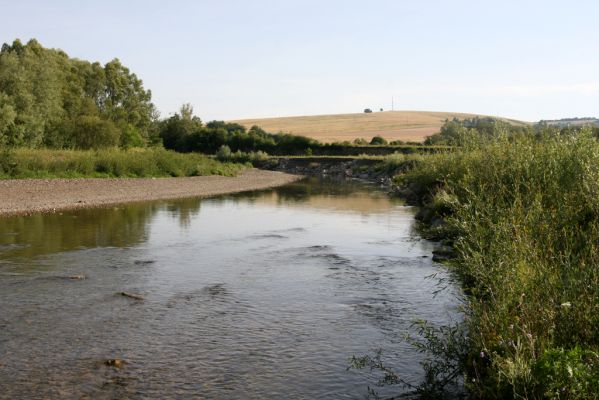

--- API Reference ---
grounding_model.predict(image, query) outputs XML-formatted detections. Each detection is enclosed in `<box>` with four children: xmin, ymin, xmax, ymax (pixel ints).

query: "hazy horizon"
<box><xmin>2</xmin><ymin>0</ymin><xmax>598</xmax><ymax>122</ymax></box>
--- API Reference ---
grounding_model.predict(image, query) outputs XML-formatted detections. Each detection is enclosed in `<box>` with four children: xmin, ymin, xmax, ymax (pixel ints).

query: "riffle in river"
<box><xmin>0</xmin><ymin>178</ymin><xmax>461</xmax><ymax>399</ymax></box>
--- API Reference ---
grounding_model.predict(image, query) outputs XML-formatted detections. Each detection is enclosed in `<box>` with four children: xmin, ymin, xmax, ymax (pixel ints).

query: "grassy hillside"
<box><xmin>231</xmin><ymin>111</ymin><xmax>529</xmax><ymax>143</ymax></box>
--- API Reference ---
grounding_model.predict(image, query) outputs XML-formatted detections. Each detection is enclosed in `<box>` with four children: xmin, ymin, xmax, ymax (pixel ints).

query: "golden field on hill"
<box><xmin>231</xmin><ymin>111</ymin><xmax>527</xmax><ymax>143</ymax></box>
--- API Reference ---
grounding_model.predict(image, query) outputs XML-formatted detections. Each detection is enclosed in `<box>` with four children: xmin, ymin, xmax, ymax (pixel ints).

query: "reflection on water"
<box><xmin>0</xmin><ymin>178</ymin><xmax>461</xmax><ymax>399</ymax></box>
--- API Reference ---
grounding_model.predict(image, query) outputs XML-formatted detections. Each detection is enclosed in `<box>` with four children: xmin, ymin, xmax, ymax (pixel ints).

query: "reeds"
<box><xmin>399</xmin><ymin>129</ymin><xmax>599</xmax><ymax>398</ymax></box>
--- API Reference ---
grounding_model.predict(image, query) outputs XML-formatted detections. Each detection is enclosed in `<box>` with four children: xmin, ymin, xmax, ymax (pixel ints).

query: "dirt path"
<box><xmin>0</xmin><ymin>169</ymin><xmax>302</xmax><ymax>217</ymax></box>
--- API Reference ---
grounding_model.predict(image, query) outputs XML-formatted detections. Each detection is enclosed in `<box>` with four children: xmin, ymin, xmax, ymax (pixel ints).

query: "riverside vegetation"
<box><xmin>0</xmin><ymin>39</ymin><xmax>247</xmax><ymax>178</ymax></box>
<box><xmin>373</xmin><ymin>120</ymin><xmax>599</xmax><ymax>399</ymax></box>
<box><xmin>0</xmin><ymin>148</ymin><xmax>244</xmax><ymax>179</ymax></box>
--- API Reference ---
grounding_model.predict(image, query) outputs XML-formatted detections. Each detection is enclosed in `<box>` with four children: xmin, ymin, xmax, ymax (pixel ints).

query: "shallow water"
<box><xmin>0</xmin><ymin>178</ymin><xmax>461</xmax><ymax>399</ymax></box>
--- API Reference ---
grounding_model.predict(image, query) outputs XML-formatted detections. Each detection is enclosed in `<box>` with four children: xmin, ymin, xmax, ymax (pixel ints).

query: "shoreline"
<box><xmin>0</xmin><ymin>169</ymin><xmax>302</xmax><ymax>217</ymax></box>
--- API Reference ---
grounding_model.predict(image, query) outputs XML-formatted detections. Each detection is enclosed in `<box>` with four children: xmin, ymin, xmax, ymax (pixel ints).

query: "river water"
<box><xmin>0</xmin><ymin>178</ymin><xmax>461</xmax><ymax>399</ymax></box>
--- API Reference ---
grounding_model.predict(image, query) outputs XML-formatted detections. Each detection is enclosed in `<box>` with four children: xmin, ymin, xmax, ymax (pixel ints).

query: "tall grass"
<box><xmin>398</xmin><ymin>130</ymin><xmax>599</xmax><ymax>398</ymax></box>
<box><xmin>381</xmin><ymin>152</ymin><xmax>429</xmax><ymax>174</ymax></box>
<box><xmin>0</xmin><ymin>148</ymin><xmax>246</xmax><ymax>179</ymax></box>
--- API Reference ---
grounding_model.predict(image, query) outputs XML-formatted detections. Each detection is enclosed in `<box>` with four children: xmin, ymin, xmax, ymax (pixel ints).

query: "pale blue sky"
<box><xmin>1</xmin><ymin>0</ymin><xmax>598</xmax><ymax>121</ymax></box>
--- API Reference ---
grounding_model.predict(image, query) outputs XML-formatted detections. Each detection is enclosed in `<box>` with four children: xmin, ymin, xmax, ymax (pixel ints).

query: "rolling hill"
<box><xmin>230</xmin><ymin>111</ymin><xmax>529</xmax><ymax>143</ymax></box>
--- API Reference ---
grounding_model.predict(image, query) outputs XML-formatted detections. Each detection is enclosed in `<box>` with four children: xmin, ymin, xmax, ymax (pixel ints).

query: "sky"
<box><xmin>1</xmin><ymin>0</ymin><xmax>598</xmax><ymax>122</ymax></box>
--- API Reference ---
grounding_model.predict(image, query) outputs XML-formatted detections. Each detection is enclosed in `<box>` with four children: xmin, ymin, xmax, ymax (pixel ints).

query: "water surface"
<box><xmin>0</xmin><ymin>178</ymin><xmax>460</xmax><ymax>399</ymax></box>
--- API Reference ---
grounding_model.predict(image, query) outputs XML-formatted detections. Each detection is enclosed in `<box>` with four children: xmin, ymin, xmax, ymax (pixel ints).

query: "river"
<box><xmin>0</xmin><ymin>178</ymin><xmax>461</xmax><ymax>399</ymax></box>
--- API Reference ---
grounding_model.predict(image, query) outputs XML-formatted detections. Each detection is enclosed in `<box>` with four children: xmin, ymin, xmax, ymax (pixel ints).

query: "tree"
<box><xmin>369</xmin><ymin>135</ymin><xmax>387</xmax><ymax>145</ymax></box>
<box><xmin>159</xmin><ymin>104</ymin><xmax>203</xmax><ymax>151</ymax></box>
<box><xmin>103</xmin><ymin>58</ymin><xmax>157</xmax><ymax>142</ymax></box>
<box><xmin>0</xmin><ymin>39</ymin><xmax>157</xmax><ymax>148</ymax></box>
<box><xmin>0</xmin><ymin>92</ymin><xmax>17</xmax><ymax>145</ymax></box>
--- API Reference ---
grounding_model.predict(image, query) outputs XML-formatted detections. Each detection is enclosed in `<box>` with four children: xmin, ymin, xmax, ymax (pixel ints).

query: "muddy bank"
<box><xmin>0</xmin><ymin>169</ymin><xmax>301</xmax><ymax>217</ymax></box>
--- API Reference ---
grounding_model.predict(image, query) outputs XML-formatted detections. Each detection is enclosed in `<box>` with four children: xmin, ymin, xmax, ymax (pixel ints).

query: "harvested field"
<box><xmin>231</xmin><ymin>111</ymin><xmax>528</xmax><ymax>143</ymax></box>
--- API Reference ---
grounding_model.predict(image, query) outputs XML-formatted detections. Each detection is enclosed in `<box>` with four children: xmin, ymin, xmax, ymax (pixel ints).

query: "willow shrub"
<box><xmin>399</xmin><ymin>129</ymin><xmax>599</xmax><ymax>398</ymax></box>
<box><xmin>0</xmin><ymin>148</ymin><xmax>245</xmax><ymax>179</ymax></box>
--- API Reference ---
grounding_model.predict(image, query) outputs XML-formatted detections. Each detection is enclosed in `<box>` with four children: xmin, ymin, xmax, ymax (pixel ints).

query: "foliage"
<box><xmin>381</xmin><ymin>152</ymin><xmax>426</xmax><ymax>174</ymax></box>
<box><xmin>369</xmin><ymin>135</ymin><xmax>388</xmax><ymax>145</ymax></box>
<box><xmin>398</xmin><ymin>127</ymin><xmax>599</xmax><ymax>398</ymax></box>
<box><xmin>424</xmin><ymin>117</ymin><xmax>531</xmax><ymax>146</ymax></box>
<box><xmin>119</xmin><ymin>123</ymin><xmax>147</xmax><ymax>149</ymax></box>
<box><xmin>158</xmin><ymin>107</ymin><xmax>441</xmax><ymax>156</ymax></box>
<box><xmin>533</xmin><ymin>347</ymin><xmax>599</xmax><ymax>399</ymax></box>
<box><xmin>409</xmin><ymin>320</ymin><xmax>470</xmax><ymax>397</ymax></box>
<box><xmin>158</xmin><ymin>103</ymin><xmax>203</xmax><ymax>150</ymax></box>
<box><xmin>158</xmin><ymin>108</ymin><xmax>320</xmax><ymax>155</ymax></box>
<box><xmin>0</xmin><ymin>147</ymin><xmax>245</xmax><ymax>179</ymax></box>
<box><xmin>215</xmin><ymin>144</ymin><xmax>269</xmax><ymax>165</ymax></box>
<box><xmin>68</xmin><ymin>115</ymin><xmax>120</xmax><ymax>149</ymax></box>
<box><xmin>158</xmin><ymin>111</ymin><xmax>259</xmax><ymax>154</ymax></box>
<box><xmin>349</xmin><ymin>320</ymin><xmax>469</xmax><ymax>399</ymax></box>
<box><xmin>0</xmin><ymin>38</ymin><xmax>156</xmax><ymax>149</ymax></box>
<box><xmin>0</xmin><ymin>147</ymin><xmax>17</xmax><ymax>175</ymax></box>
<box><xmin>215</xmin><ymin>144</ymin><xmax>232</xmax><ymax>160</ymax></box>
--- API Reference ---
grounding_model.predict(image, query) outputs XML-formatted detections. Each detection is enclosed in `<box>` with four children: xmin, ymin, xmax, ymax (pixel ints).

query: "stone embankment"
<box><xmin>270</xmin><ymin>157</ymin><xmax>393</xmax><ymax>186</ymax></box>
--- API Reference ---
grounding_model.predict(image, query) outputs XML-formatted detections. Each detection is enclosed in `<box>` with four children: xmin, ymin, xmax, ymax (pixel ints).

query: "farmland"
<box><xmin>231</xmin><ymin>111</ymin><xmax>528</xmax><ymax>143</ymax></box>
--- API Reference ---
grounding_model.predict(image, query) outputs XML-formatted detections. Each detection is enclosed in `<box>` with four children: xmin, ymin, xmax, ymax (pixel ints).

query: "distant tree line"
<box><xmin>157</xmin><ymin>105</ymin><xmax>426</xmax><ymax>155</ymax></box>
<box><xmin>424</xmin><ymin>117</ymin><xmax>599</xmax><ymax>146</ymax></box>
<box><xmin>158</xmin><ymin>104</ymin><xmax>319</xmax><ymax>155</ymax></box>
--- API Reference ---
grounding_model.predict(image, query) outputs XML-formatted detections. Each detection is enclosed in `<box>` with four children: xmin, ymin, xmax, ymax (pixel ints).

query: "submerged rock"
<box><xmin>120</xmin><ymin>291</ymin><xmax>144</xmax><ymax>300</ymax></box>
<box><xmin>134</xmin><ymin>260</ymin><xmax>155</xmax><ymax>266</ymax></box>
<box><xmin>104</xmin><ymin>359</ymin><xmax>126</xmax><ymax>368</ymax></box>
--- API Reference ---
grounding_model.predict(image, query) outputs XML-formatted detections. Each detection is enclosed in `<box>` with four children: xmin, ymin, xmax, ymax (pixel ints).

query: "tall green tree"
<box><xmin>0</xmin><ymin>38</ymin><xmax>157</xmax><ymax>149</ymax></box>
<box><xmin>159</xmin><ymin>104</ymin><xmax>203</xmax><ymax>151</ymax></box>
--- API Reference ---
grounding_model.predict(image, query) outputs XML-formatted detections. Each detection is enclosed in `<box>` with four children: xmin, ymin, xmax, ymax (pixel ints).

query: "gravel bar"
<box><xmin>0</xmin><ymin>169</ymin><xmax>302</xmax><ymax>217</ymax></box>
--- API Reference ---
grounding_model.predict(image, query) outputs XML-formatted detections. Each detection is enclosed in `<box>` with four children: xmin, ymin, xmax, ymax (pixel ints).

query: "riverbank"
<box><xmin>397</xmin><ymin>131</ymin><xmax>599</xmax><ymax>398</ymax></box>
<box><xmin>0</xmin><ymin>148</ymin><xmax>245</xmax><ymax>179</ymax></box>
<box><xmin>268</xmin><ymin>157</ymin><xmax>395</xmax><ymax>186</ymax></box>
<box><xmin>0</xmin><ymin>169</ymin><xmax>301</xmax><ymax>217</ymax></box>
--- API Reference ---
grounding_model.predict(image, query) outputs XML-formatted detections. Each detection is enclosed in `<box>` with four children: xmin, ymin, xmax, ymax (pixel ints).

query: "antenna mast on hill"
<box><xmin>391</xmin><ymin>96</ymin><xmax>394</xmax><ymax>111</ymax></box>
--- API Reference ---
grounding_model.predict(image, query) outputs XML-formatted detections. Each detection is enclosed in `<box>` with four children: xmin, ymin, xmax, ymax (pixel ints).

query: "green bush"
<box><xmin>533</xmin><ymin>347</ymin><xmax>599</xmax><ymax>399</ymax></box>
<box><xmin>398</xmin><ymin>128</ymin><xmax>599</xmax><ymax>398</ymax></box>
<box><xmin>119</xmin><ymin>123</ymin><xmax>146</xmax><ymax>148</ymax></box>
<box><xmin>370</xmin><ymin>135</ymin><xmax>388</xmax><ymax>145</ymax></box>
<box><xmin>70</xmin><ymin>116</ymin><xmax>120</xmax><ymax>149</ymax></box>
<box><xmin>215</xmin><ymin>144</ymin><xmax>232</xmax><ymax>161</ymax></box>
<box><xmin>382</xmin><ymin>152</ymin><xmax>425</xmax><ymax>174</ymax></box>
<box><xmin>216</xmin><ymin>144</ymin><xmax>270</xmax><ymax>165</ymax></box>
